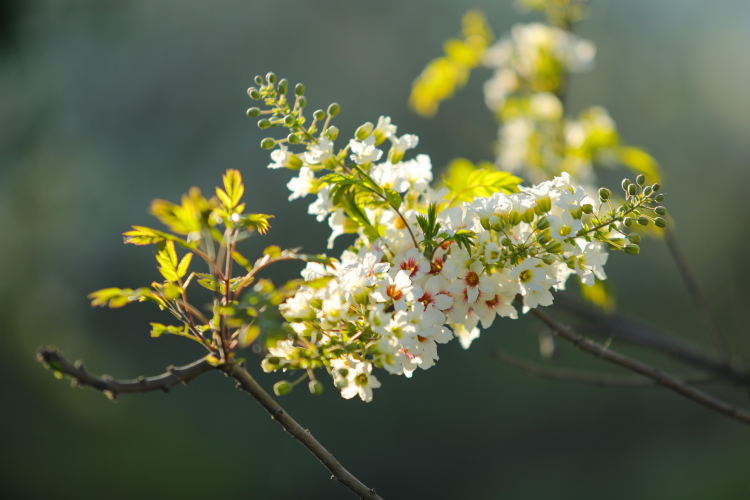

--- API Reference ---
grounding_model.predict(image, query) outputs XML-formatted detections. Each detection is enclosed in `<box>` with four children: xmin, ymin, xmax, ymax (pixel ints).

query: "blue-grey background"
<box><xmin>1</xmin><ymin>1</ymin><xmax>749</xmax><ymax>498</ymax></box>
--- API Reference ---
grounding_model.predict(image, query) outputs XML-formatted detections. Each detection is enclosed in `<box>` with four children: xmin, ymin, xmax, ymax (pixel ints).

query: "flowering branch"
<box><xmin>530</xmin><ymin>308</ymin><xmax>750</xmax><ymax>425</ymax></box>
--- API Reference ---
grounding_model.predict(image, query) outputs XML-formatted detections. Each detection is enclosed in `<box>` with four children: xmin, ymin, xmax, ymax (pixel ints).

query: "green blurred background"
<box><xmin>2</xmin><ymin>1</ymin><xmax>749</xmax><ymax>498</ymax></box>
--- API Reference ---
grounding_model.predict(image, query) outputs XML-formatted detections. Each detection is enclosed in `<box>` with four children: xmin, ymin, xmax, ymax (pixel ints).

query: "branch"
<box><xmin>36</xmin><ymin>346</ymin><xmax>213</xmax><ymax>399</ymax></box>
<box><xmin>493</xmin><ymin>349</ymin><xmax>716</xmax><ymax>388</ymax></box>
<box><xmin>530</xmin><ymin>309</ymin><xmax>750</xmax><ymax>425</ymax></box>
<box><xmin>38</xmin><ymin>347</ymin><xmax>383</xmax><ymax>498</ymax></box>
<box><xmin>223</xmin><ymin>363</ymin><xmax>383</xmax><ymax>500</ymax></box>
<box><xmin>554</xmin><ymin>295</ymin><xmax>750</xmax><ymax>385</ymax></box>
<box><xmin>664</xmin><ymin>229</ymin><xmax>730</xmax><ymax>358</ymax></box>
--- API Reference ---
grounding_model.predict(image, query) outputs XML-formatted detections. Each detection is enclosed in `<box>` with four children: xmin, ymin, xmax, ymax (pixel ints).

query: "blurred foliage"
<box><xmin>2</xmin><ymin>1</ymin><xmax>750</xmax><ymax>499</ymax></box>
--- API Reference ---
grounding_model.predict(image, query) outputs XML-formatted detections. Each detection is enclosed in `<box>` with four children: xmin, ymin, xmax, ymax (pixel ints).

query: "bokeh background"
<box><xmin>2</xmin><ymin>0</ymin><xmax>749</xmax><ymax>498</ymax></box>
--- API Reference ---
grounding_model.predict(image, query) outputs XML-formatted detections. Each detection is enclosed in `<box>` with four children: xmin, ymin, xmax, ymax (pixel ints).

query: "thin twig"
<box><xmin>664</xmin><ymin>229</ymin><xmax>730</xmax><ymax>359</ymax></box>
<box><xmin>554</xmin><ymin>295</ymin><xmax>750</xmax><ymax>385</ymax></box>
<box><xmin>36</xmin><ymin>347</ymin><xmax>382</xmax><ymax>499</ymax></box>
<box><xmin>493</xmin><ymin>349</ymin><xmax>717</xmax><ymax>388</ymax></box>
<box><xmin>224</xmin><ymin>363</ymin><xmax>383</xmax><ymax>500</ymax></box>
<box><xmin>36</xmin><ymin>346</ymin><xmax>212</xmax><ymax>398</ymax></box>
<box><xmin>530</xmin><ymin>309</ymin><xmax>750</xmax><ymax>425</ymax></box>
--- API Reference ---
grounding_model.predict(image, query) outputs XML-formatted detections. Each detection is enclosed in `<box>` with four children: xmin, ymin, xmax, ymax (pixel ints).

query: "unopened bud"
<box><xmin>248</xmin><ymin>88</ymin><xmax>261</xmax><ymax>100</ymax></box>
<box><xmin>325</xmin><ymin>125</ymin><xmax>339</xmax><ymax>140</ymax></box>
<box><xmin>582</xmin><ymin>203</ymin><xmax>593</xmax><ymax>214</ymax></box>
<box><xmin>621</xmin><ymin>179</ymin><xmax>630</xmax><ymax>191</ymax></box>
<box><xmin>624</xmin><ymin>243</ymin><xmax>640</xmax><ymax>255</ymax></box>
<box><xmin>355</xmin><ymin>122</ymin><xmax>374</xmax><ymax>140</ymax></box>
<box><xmin>327</xmin><ymin>102</ymin><xmax>340</xmax><ymax>116</ymax></box>
<box><xmin>295</xmin><ymin>83</ymin><xmax>305</xmax><ymax>96</ymax></box>
<box><xmin>643</xmin><ymin>186</ymin><xmax>652</xmax><ymax>196</ymax></box>
<box><xmin>308</xmin><ymin>380</ymin><xmax>324</xmax><ymax>396</ymax></box>
<box><xmin>655</xmin><ymin>193</ymin><xmax>665</xmax><ymax>202</ymax></box>
<box><xmin>636</xmin><ymin>174</ymin><xmax>645</xmax><ymax>186</ymax></box>
<box><xmin>536</xmin><ymin>217</ymin><xmax>550</xmax><ymax>230</ymax></box>
<box><xmin>246</xmin><ymin>107</ymin><xmax>261</xmax><ymax>117</ymax></box>
<box><xmin>258</xmin><ymin>118</ymin><xmax>271</xmax><ymax>129</ymax></box>
<box><xmin>652</xmin><ymin>183</ymin><xmax>661</xmax><ymax>192</ymax></box>
<box><xmin>637</xmin><ymin>216</ymin><xmax>649</xmax><ymax>226</ymax></box>
<box><xmin>655</xmin><ymin>206</ymin><xmax>666</xmax><ymax>215</ymax></box>
<box><xmin>628</xmin><ymin>184</ymin><xmax>637</xmax><ymax>196</ymax></box>
<box><xmin>599</xmin><ymin>188</ymin><xmax>611</xmax><ymax>201</ymax></box>
<box><xmin>508</xmin><ymin>210</ymin><xmax>521</xmax><ymax>226</ymax></box>
<box><xmin>260</xmin><ymin>138</ymin><xmax>276</xmax><ymax>150</ymax></box>
<box><xmin>627</xmin><ymin>233</ymin><xmax>640</xmax><ymax>244</ymax></box>
<box><xmin>266</xmin><ymin>72</ymin><xmax>277</xmax><ymax>84</ymax></box>
<box><xmin>287</xmin><ymin>133</ymin><xmax>301</xmax><ymax>144</ymax></box>
<box><xmin>253</xmin><ymin>75</ymin><xmax>263</xmax><ymax>85</ymax></box>
<box><xmin>522</xmin><ymin>208</ymin><xmax>536</xmax><ymax>224</ymax></box>
<box><xmin>273</xmin><ymin>380</ymin><xmax>293</xmax><ymax>396</ymax></box>
<box><xmin>313</xmin><ymin>109</ymin><xmax>325</xmax><ymax>122</ymax></box>
<box><xmin>284</xmin><ymin>114</ymin><xmax>295</xmax><ymax>126</ymax></box>
<box><xmin>297</xmin><ymin>96</ymin><xmax>307</xmax><ymax>108</ymax></box>
<box><xmin>278</xmin><ymin>78</ymin><xmax>288</xmax><ymax>94</ymax></box>
<box><xmin>654</xmin><ymin>217</ymin><xmax>667</xmax><ymax>228</ymax></box>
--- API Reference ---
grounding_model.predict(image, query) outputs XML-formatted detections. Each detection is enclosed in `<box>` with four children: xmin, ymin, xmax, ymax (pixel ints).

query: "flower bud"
<box><xmin>278</xmin><ymin>78</ymin><xmax>288</xmax><ymax>94</ymax></box>
<box><xmin>637</xmin><ymin>216</ymin><xmax>649</xmax><ymax>226</ymax></box>
<box><xmin>599</xmin><ymin>188</ymin><xmax>611</xmax><ymax>201</ymax></box>
<box><xmin>248</xmin><ymin>88</ymin><xmax>261</xmax><ymax>100</ymax></box>
<box><xmin>623</xmin><ymin>217</ymin><xmax>633</xmax><ymax>227</ymax></box>
<box><xmin>327</xmin><ymin>102</ymin><xmax>340</xmax><ymax>117</ymax></box>
<box><xmin>621</xmin><ymin>179</ymin><xmax>630</xmax><ymax>191</ymax></box>
<box><xmin>295</xmin><ymin>83</ymin><xmax>305</xmax><ymax>96</ymax></box>
<box><xmin>536</xmin><ymin>217</ymin><xmax>550</xmax><ymax>230</ymax></box>
<box><xmin>287</xmin><ymin>133</ymin><xmax>301</xmax><ymax>144</ymax></box>
<box><xmin>297</xmin><ymin>96</ymin><xmax>307</xmax><ymax>108</ymax></box>
<box><xmin>355</xmin><ymin>122</ymin><xmax>374</xmax><ymax>140</ymax></box>
<box><xmin>582</xmin><ymin>203</ymin><xmax>593</xmax><ymax>214</ymax></box>
<box><xmin>284</xmin><ymin>114</ymin><xmax>295</xmax><ymax>126</ymax></box>
<box><xmin>260</xmin><ymin>138</ymin><xmax>276</xmax><ymax>150</ymax></box>
<box><xmin>508</xmin><ymin>210</ymin><xmax>521</xmax><ymax>226</ymax></box>
<box><xmin>308</xmin><ymin>380</ymin><xmax>324</xmax><ymax>396</ymax></box>
<box><xmin>246</xmin><ymin>107</ymin><xmax>261</xmax><ymax>117</ymax></box>
<box><xmin>288</xmin><ymin>154</ymin><xmax>303</xmax><ymax>170</ymax></box>
<box><xmin>654</xmin><ymin>217</ymin><xmax>667</xmax><ymax>228</ymax></box>
<box><xmin>636</xmin><ymin>174</ymin><xmax>645</xmax><ymax>186</ymax></box>
<box><xmin>624</xmin><ymin>243</ymin><xmax>640</xmax><ymax>255</ymax></box>
<box><xmin>652</xmin><ymin>183</ymin><xmax>661</xmax><ymax>192</ymax></box>
<box><xmin>258</xmin><ymin>118</ymin><xmax>271</xmax><ymax>129</ymax></box>
<box><xmin>655</xmin><ymin>193</ymin><xmax>665</xmax><ymax>202</ymax></box>
<box><xmin>266</xmin><ymin>72</ymin><xmax>277</xmax><ymax>84</ymax></box>
<box><xmin>522</xmin><ymin>208</ymin><xmax>536</xmax><ymax>224</ymax></box>
<box><xmin>628</xmin><ymin>184</ymin><xmax>637</xmax><ymax>196</ymax></box>
<box><xmin>655</xmin><ymin>206</ymin><xmax>666</xmax><ymax>215</ymax></box>
<box><xmin>253</xmin><ymin>75</ymin><xmax>263</xmax><ymax>85</ymax></box>
<box><xmin>273</xmin><ymin>380</ymin><xmax>293</xmax><ymax>396</ymax></box>
<box><xmin>325</xmin><ymin>125</ymin><xmax>339</xmax><ymax>140</ymax></box>
<box><xmin>627</xmin><ymin>233</ymin><xmax>640</xmax><ymax>244</ymax></box>
<box><xmin>643</xmin><ymin>186</ymin><xmax>652</xmax><ymax>196</ymax></box>
<box><xmin>313</xmin><ymin>109</ymin><xmax>325</xmax><ymax>122</ymax></box>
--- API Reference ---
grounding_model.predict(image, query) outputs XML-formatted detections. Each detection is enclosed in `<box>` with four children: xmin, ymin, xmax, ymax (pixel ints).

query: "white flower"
<box><xmin>372</xmin><ymin>270</ymin><xmax>420</xmax><ymax>312</ymax></box>
<box><xmin>287</xmin><ymin>166</ymin><xmax>316</xmax><ymax>201</ymax></box>
<box><xmin>267</xmin><ymin>145</ymin><xmax>293</xmax><ymax>169</ymax></box>
<box><xmin>308</xmin><ymin>185</ymin><xmax>333</xmax><ymax>222</ymax></box>
<box><xmin>304</xmin><ymin>138</ymin><xmax>333</xmax><ymax>165</ymax></box>
<box><xmin>335</xmin><ymin>358</ymin><xmax>381</xmax><ymax>402</ymax></box>
<box><xmin>349</xmin><ymin>135</ymin><xmax>383</xmax><ymax>165</ymax></box>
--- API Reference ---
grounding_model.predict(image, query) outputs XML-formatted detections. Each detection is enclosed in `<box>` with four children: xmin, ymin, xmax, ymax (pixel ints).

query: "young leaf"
<box><xmin>216</xmin><ymin>169</ymin><xmax>245</xmax><ymax>210</ymax></box>
<box><xmin>441</xmin><ymin>158</ymin><xmax>521</xmax><ymax>204</ymax></box>
<box><xmin>383</xmin><ymin>188</ymin><xmax>402</xmax><ymax>211</ymax></box>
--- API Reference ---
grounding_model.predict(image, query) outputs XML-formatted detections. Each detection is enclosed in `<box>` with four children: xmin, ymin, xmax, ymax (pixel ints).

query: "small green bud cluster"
<box><xmin>246</xmin><ymin>72</ymin><xmax>340</xmax><ymax>153</ymax></box>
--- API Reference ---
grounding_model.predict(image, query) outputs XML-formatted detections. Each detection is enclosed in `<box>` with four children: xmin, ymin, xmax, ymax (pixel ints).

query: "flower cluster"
<box><xmin>248</xmin><ymin>73</ymin><xmax>665</xmax><ymax>402</ymax></box>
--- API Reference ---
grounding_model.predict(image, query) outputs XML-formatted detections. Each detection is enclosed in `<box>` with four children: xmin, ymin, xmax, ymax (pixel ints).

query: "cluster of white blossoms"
<box><xmin>247</xmin><ymin>72</ymin><xmax>661</xmax><ymax>402</ymax></box>
<box><xmin>482</xmin><ymin>23</ymin><xmax>595</xmax><ymax>112</ymax></box>
<box><xmin>259</xmin><ymin>116</ymin><xmax>629</xmax><ymax>402</ymax></box>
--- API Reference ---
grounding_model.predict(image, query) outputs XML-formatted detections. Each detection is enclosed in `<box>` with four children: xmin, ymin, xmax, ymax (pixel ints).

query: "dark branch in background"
<box><xmin>36</xmin><ymin>347</ymin><xmax>212</xmax><ymax>398</ymax></box>
<box><xmin>493</xmin><ymin>349</ymin><xmax>717</xmax><ymax>388</ymax></box>
<box><xmin>36</xmin><ymin>347</ymin><xmax>381</xmax><ymax>500</ymax></box>
<box><xmin>225</xmin><ymin>364</ymin><xmax>383</xmax><ymax>500</ymax></box>
<box><xmin>553</xmin><ymin>295</ymin><xmax>750</xmax><ymax>385</ymax></box>
<box><xmin>530</xmin><ymin>309</ymin><xmax>750</xmax><ymax>425</ymax></box>
<box><xmin>664</xmin><ymin>229</ymin><xmax>730</xmax><ymax>359</ymax></box>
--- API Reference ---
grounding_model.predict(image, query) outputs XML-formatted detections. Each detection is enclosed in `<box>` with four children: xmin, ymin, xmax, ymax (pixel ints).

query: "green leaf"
<box><xmin>441</xmin><ymin>158</ymin><xmax>522</xmax><ymax>205</ymax></box>
<box><xmin>176</xmin><ymin>252</ymin><xmax>193</xmax><ymax>279</ymax></box>
<box><xmin>383</xmin><ymin>188</ymin><xmax>402</xmax><ymax>210</ymax></box>
<box><xmin>216</xmin><ymin>169</ymin><xmax>245</xmax><ymax>210</ymax></box>
<box><xmin>155</xmin><ymin>241</ymin><xmax>180</xmax><ymax>282</ymax></box>
<box><xmin>239</xmin><ymin>213</ymin><xmax>273</xmax><ymax>235</ymax></box>
<box><xmin>150</xmin><ymin>322</ymin><xmax>198</xmax><ymax>342</ymax></box>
